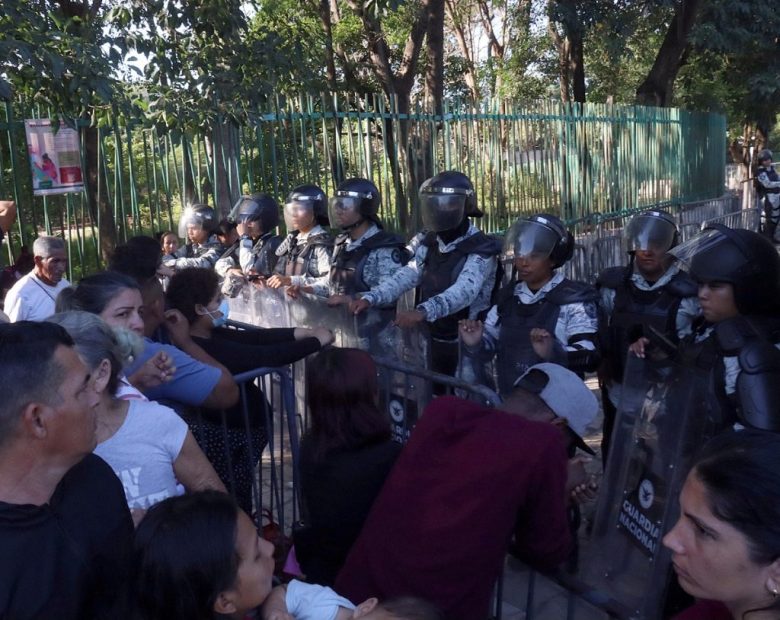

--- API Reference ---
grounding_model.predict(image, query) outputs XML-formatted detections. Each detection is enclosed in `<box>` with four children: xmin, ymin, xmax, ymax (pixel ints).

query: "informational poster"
<box><xmin>25</xmin><ymin>119</ymin><xmax>84</xmax><ymax>196</ymax></box>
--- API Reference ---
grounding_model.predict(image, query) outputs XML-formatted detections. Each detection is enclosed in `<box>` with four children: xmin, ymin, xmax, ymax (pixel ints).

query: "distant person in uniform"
<box><xmin>268</xmin><ymin>184</ymin><xmax>333</xmax><ymax>291</ymax></box>
<box><xmin>163</xmin><ymin>204</ymin><xmax>224</xmax><ymax>271</ymax></box>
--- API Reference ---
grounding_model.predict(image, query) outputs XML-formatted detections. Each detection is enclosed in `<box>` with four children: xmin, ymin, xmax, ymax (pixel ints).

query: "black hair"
<box><xmin>55</xmin><ymin>271</ymin><xmax>140</xmax><ymax>315</ymax></box>
<box><xmin>304</xmin><ymin>347</ymin><xmax>391</xmax><ymax>461</ymax></box>
<box><xmin>133</xmin><ymin>491</ymin><xmax>240</xmax><ymax>620</ymax></box>
<box><xmin>216</xmin><ymin>219</ymin><xmax>237</xmax><ymax>236</ymax></box>
<box><xmin>0</xmin><ymin>322</ymin><xmax>72</xmax><ymax>449</ymax></box>
<box><xmin>110</xmin><ymin>236</ymin><xmax>162</xmax><ymax>285</ymax></box>
<box><xmin>166</xmin><ymin>268</ymin><xmax>220</xmax><ymax>325</ymax></box>
<box><xmin>691</xmin><ymin>430</ymin><xmax>780</xmax><ymax>618</ymax></box>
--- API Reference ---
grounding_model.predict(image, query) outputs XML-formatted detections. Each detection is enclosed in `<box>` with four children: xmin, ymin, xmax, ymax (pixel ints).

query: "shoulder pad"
<box><xmin>457</xmin><ymin>231</ymin><xmax>501</xmax><ymax>257</ymax></box>
<box><xmin>596</xmin><ymin>266</ymin><xmax>629</xmax><ymax>289</ymax></box>
<box><xmin>263</xmin><ymin>235</ymin><xmax>284</xmax><ymax>253</ymax></box>
<box><xmin>306</xmin><ymin>232</ymin><xmax>334</xmax><ymax>248</ymax></box>
<box><xmin>547</xmin><ymin>278</ymin><xmax>598</xmax><ymax>305</ymax></box>
<box><xmin>739</xmin><ymin>339</ymin><xmax>780</xmax><ymax>375</ymax></box>
<box><xmin>666</xmin><ymin>271</ymin><xmax>698</xmax><ymax>298</ymax></box>
<box><xmin>714</xmin><ymin>317</ymin><xmax>767</xmax><ymax>355</ymax></box>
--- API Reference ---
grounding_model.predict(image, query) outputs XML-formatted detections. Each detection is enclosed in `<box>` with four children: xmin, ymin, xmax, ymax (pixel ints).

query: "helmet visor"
<box><xmin>328</xmin><ymin>196</ymin><xmax>362</xmax><ymax>229</ymax></box>
<box><xmin>283</xmin><ymin>200</ymin><xmax>313</xmax><ymax>231</ymax></box>
<box><xmin>668</xmin><ymin>228</ymin><xmax>725</xmax><ymax>267</ymax></box>
<box><xmin>504</xmin><ymin>219</ymin><xmax>560</xmax><ymax>261</ymax></box>
<box><xmin>624</xmin><ymin>214</ymin><xmax>677</xmax><ymax>253</ymax></box>
<box><xmin>421</xmin><ymin>194</ymin><xmax>465</xmax><ymax>232</ymax></box>
<box><xmin>178</xmin><ymin>207</ymin><xmax>205</xmax><ymax>239</ymax></box>
<box><xmin>229</xmin><ymin>197</ymin><xmax>261</xmax><ymax>223</ymax></box>
<box><xmin>668</xmin><ymin>227</ymin><xmax>745</xmax><ymax>283</ymax></box>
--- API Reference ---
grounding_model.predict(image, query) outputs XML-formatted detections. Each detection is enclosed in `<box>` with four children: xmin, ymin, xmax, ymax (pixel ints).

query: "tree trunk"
<box><xmin>317</xmin><ymin>0</ymin><xmax>338</xmax><ymax>90</ymax></box>
<box><xmin>82</xmin><ymin>126</ymin><xmax>116</xmax><ymax>265</ymax></box>
<box><xmin>570</xmin><ymin>30</ymin><xmax>586</xmax><ymax>103</ymax></box>
<box><xmin>425</xmin><ymin>0</ymin><xmax>445</xmax><ymax>115</ymax></box>
<box><xmin>444</xmin><ymin>0</ymin><xmax>480</xmax><ymax>101</ymax></box>
<box><xmin>205</xmin><ymin>120</ymin><xmax>241</xmax><ymax>217</ymax></box>
<box><xmin>635</xmin><ymin>0</ymin><xmax>703</xmax><ymax>106</ymax></box>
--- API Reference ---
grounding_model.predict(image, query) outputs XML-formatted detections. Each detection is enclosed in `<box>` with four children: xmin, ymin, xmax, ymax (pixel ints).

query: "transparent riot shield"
<box><xmin>375</xmin><ymin>323</ymin><xmax>432</xmax><ymax>444</ymax></box>
<box><xmin>574</xmin><ymin>353</ymin><xmax>717</xmax><ymax>619</ymax></box>
<box><xmin>227</xmin><ymin>283</ymin><xmax>257</xmax><ymax>325</ymax></box>
<box><xmin>249</xmin><ymin>285</ymin><xmax>292</xmax><ymax>329</ymax></box>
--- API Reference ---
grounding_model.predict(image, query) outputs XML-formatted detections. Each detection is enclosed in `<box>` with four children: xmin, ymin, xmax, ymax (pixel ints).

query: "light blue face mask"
<box><xmin>205</xmin><ymin>299</ymin><xmax>230</xmax><ymax>328</ymax></box>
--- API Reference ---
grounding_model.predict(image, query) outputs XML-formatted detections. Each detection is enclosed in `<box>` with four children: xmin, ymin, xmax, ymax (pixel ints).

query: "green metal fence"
<box><xmin>0</xmin><ymin>94</ymin><xmax>726</xmax><ymax>277</ymax></box>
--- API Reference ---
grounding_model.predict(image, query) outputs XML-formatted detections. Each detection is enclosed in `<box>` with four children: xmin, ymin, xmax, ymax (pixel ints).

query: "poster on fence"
<box><xmin>25</xmin><ymin>119</ymin><xmax>84</xmax><ymax>196</ymax></box>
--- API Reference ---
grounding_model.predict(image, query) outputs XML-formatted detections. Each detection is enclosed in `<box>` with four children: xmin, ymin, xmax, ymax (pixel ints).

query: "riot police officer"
<box><xmin>597</xmin><ymin>210</ymin><xmax>700</xmax><ymax>460</ymax></box>
<box><xmin>756</xmin><ymin>149</ymin><xmax>780</xmax><ymax>242</ymax></box>
<box><xmin>215</xmin><ymin>193</ymin><xmax>283</xmax><ymax>295</ymax></box>
<box><xmin>351</xmin><ymin>170</ymin><xmax>500</xmax><ymax>377</ymax></box>
<box><xmin>460</xmin><ymin>213</ymin><xmax>599</xmax><ymax>397</ymax></box>
<box><xmin>267</xmin><ymin>184</ymin><xmax>333</xmax><ymax>291</ymax></box>
<box><xmin>665</xmin><ymin>225</ymin><xmax>780</xmax><ymax>432</ymax></box>
<box><xmin>164</xmin><ymin>203</ymin><xmax>224</xmax><ymax>271</ymax></box>
<box><xmin>322</xmin><ymin>178</ymin><xmax>407</xmax><ymax>302</ymax></box>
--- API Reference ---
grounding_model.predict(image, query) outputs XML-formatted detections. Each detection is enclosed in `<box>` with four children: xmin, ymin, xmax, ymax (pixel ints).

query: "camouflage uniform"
<box><xmin>274</xmin><ymin>225</ymin><xmax>333</xmax><ymax>291</ymax></box>
<box><xmin>360</xmin><ymin>223</ymin><xmax>497</xmax><ymax>324</ymax></box>
<box><xmin>165</xmin><ymin>234</ymin><xmax>224</xmax><ymax>270</ymax></box>
<box><xmin>462</xmin><ymin>271</ymin><xmax>599</xmax><ymax>395</ymax></box>
<box><xmin>598</xmin><ymin>265</ymin><xmax>700</xmax><ymax>408</ymax></box>
<box><xmin>309</xmin><ymin>224</ymin><xmax>406</xmax><ymax>298</ymax></box>
<box><xmin>214</xmin><ymin>233</ymin><xmax>282</xmax><ymax>278</ymax></box>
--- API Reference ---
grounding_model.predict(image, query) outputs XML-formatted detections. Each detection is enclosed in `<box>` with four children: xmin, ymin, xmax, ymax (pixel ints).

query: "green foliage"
<box><xmin>678</xmin><ymin>0</ymin><xmax>780</xmax><ymax>134</ymax></box>
<box><xmin>0</xmin><ymin>0</ymin><xmax>124</xmax><ymax>121</ymax></box>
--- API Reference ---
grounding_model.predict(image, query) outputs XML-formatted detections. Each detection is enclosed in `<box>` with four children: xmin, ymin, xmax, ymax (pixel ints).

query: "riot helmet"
<box><xmin>504</xmin><ymin>213</ymin><xmax>574</xmax><ymax>269</ymax></box>
<box><xmin>178</xmin><ymin>203</ymin><xmax>217</xmax><ymax>243</ymax></box>
<box><xmin>329</xmin><ymin>178</ymin><xmax>382</xmax><ymax>231</ymax></box>
<box><xmin>284</xmin><ymin>184</ymin><xmax>329</xmax><ymax>231</ymax></box>
<box><xmin>670</xmin><ymin>225</ymin><xmax>780</xmax><ymax>315</ymax></box>
<box><xmin>419</xmin><ymin>171</ymin><xmax>482</xmax><ymax>233</ymax></box>
<box><xmin>229</xmin><ymin>193</ymin><xmax>280</xmax><ymax>236</ymax></box>
<box><xmin>623</xmin><ymin>210</ymin><xmax>678</xmax><ymax>254</ymax></box>
<box><xmin>758</xmin><ymin>149</ymin><xmax>773</xmax><ymax>165</ymax></box>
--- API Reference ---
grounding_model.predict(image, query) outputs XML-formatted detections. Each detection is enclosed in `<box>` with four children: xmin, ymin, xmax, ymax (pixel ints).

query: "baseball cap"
<box><xmin>513</xmin><ymin>363</ymin><xmax>598</xmax><ymax>455</ymax></box>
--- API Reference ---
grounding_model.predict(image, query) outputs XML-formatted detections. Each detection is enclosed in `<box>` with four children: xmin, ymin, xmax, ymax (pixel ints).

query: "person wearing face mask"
<box><xmin>267</xmin><ymin>184</ymin><xmax>333</xmax><ymax>291</ymax></box>
<box><xmin>459</xmin><ymin>213</ymin><xmax>599</xmax><ymax>397</ymax></box>
<box><xmin>216</xmin><ymin>193</ymin><xmax>284</xmax><ymax>296</ymax></box>
<box><xmin>165</xmin><ymin>267</ymin><xmax>335</xmax><ymax>512</ymax></box>
<box><xmin>596</xmin><ymin>211</ymin><xmax>700</xmax><ymax>461</ymax></box>
<box><xmin>351</xmin><ymin>171</ymin><xmax>500</xmax><ymax>377</ymax></box>
<box><xmin>658</xmin><ymin>226</ymin><xmax>780</xmax><ymax>435</ymax></box>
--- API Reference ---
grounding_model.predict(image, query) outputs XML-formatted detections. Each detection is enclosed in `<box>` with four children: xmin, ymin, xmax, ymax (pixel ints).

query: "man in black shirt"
<box><xmin>0</xmin><ymin>321</ymin><xmax>134</xmax><ymax>619</ymax></box>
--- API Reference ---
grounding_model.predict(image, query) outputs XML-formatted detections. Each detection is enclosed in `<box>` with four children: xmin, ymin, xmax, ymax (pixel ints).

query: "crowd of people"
<box><xmin>1</xmin><ymin>152</ymin><xmax>780</xmax><ymax>620</ymax></box>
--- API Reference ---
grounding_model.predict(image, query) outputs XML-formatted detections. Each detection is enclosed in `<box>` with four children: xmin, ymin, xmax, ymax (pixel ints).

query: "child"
<box><xmin>262</xmin><ymin>581</ymin><xmax>441</xmax><ymax>620</ymax></box>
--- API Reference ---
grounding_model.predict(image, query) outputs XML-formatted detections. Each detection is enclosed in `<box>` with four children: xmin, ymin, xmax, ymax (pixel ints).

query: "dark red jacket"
<box><xmin>335</xmin><ymin>396</ymin><xmax>572</xmax><ymax>620</ymax></box>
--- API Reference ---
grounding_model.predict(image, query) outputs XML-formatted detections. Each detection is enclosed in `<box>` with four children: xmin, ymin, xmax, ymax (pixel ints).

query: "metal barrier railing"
<box><xmin>187</xmin><ymin>363</ymin><xmax>300</xmax><ymax>537</ymax></box>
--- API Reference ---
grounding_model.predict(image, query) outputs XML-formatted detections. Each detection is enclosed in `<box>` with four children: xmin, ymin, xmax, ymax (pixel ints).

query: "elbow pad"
<box><xmin>736</xmin><ymin>341</ymin><xmax>780</xmax><ymax>431</ymax></box>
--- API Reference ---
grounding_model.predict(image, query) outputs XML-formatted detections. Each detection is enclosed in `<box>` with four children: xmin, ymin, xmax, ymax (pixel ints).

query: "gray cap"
<box><xmin>513</xmin><ymin>362</ymin><xmax>599</xmax><ymax>454</ymax></box>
